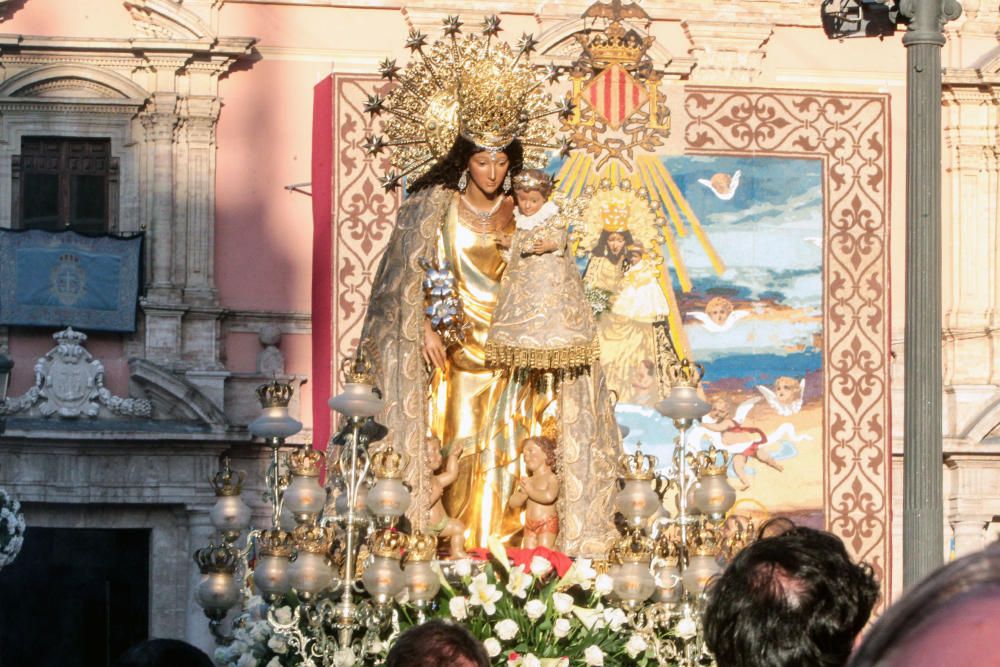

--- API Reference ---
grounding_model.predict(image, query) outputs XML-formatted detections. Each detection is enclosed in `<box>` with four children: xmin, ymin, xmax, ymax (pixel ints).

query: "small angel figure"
<box><xmin>701</xmin><ymin>398</ymin><xmax>784</xmax><ymax>491</ymax></box>
<box><xmin>687</xmin><ymin>296</ymin><xmax>750</xmax><ymax>333</ymax></box>
<box><xmin>485</xmin><ymin>169</ymin><xmax>598</xmax><ymax>372</ymax></box>
<box><xmin>426</xmin><ymin>435</ymin><xmax>468</xmax><ymax>559</ymax></box>
<box><xmin>509</xmin><ymin>436</ymin><xmax>559</xmax><ymax>549</ymax></box>
<box><xmin>697</xmin><ymin>170</ymin><xmax>742</xmax><ymax>200</ymax></box>
<box><xmin>757</xmin><ymin>375</ymin><xmax>805</xmax><ymax>416</ymax></box>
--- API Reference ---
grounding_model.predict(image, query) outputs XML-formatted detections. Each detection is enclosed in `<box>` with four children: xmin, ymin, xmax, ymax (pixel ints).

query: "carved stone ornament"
<box><xmin>0</xmin><ymin>328</ymin><xmax>152</xmax><ymax>419</ymax></box>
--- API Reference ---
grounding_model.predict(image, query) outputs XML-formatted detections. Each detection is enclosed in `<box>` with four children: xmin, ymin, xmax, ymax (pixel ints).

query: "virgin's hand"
<box><xmin>423</xmin><ymin>319</ymin><xmax>447</xmax><ymax>370</ymax></box>
<box><xmin>496</xmin><ymin>233</ymin><xmax>512</xmax><ymax>250</ymax></box>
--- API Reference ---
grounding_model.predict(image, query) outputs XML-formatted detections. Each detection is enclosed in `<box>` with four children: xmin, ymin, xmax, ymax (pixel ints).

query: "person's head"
<box><xmin>113</xmin><ymin>639</ymin><xmax>213</xmax><ymax>667</ymax></box>
<box><xmin>774</xmin><ymin>376</ymin><xmax>802</xmax><ymax>404</ymax></box>
<box><xmin>384</xmin><ymin>619</ymin><xmax>490</xmax><ymax>667</ymax></box>
<box><xmin>426</xmin><ymin>435</ymin><xmax>443</xmax><ymax>471</ymax></box>
<box><xmin>704</xmin><ymin>523</ymin><xmax>879</xmax><ymax>667</ymax></box>
<box><xmin>706</xmin><ymin>296</ymin><xmax>734</xmax><ymax>326</ymax></box>
<box><xmin>848</xmin><ymin>543</ymin><xmax>1000</xmax><ymax>667</ymax></box>
<box><xmin>625</xmin><ymin>242</ymin><xmax>645</xmax><ymax>267</ymax></box>
<box><xmin>408</xmin><ymin>137</ymin><xmax>524</xmax><ymax>195</ymax></box>
<box><xmin>512</xmin><ymin>169</ymin><xmax>554</xmax><ymax>216</ymax></box>
<box><xmin>523</xmin><ymin>436</ymin><xmax>557</xmax><ymax>473</ymax></box>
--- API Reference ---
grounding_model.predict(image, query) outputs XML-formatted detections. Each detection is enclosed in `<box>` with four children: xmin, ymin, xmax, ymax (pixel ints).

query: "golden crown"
<box><xmin>292</xmin><ymin>524</ymin><xmax>335</xmax><ymax>555</ymax></box>
<box><xmin>370</xmin><ymin>446</ymin><xmax>409</xmax><ymax>480</ymax></box>
<box><xmin>691</xmin><ymin>445</ymin><xmax>730</xmax><ymax>476</ymax></box>
<box><xmin>256</xmin><ymin>380</ymin><xmax>294</xmax><ymax>408</ymax></box>
<box><xmin>370</xmin><ymin>529</ymin><xmax>408</xmax><ymax>559</ymax></box>
<box><xmin>578</xmin><ymin>21</ymin><xmax>655</xmax><ymax>68</ymax></box>
<box><xmin>194</xmin><ymin>543</ymin><xmax>238</xmax><ymax>574</ymax></box>
<box><xmin>364</xmin><ymin>15</ymin><xmax>572</xmax><ymax>190</ymax></box>
<box><xmin>404</xmin><ymin>531</ymin><xmax>438</xmax><ymax>562</ymax></box>
<box><xmin>341</xmin><ymin>354</ymin><xmax>376</xmax><ymax>385</ymax></box>
<box><xmin>257</xmin><ymin>528</ymin><xmax>295</xmax><ymax>558</ymax></box>
<box><xmin>210</xmin><ymin>457</ymin><xmax>246</xmax><ymax>497</ymax></box>
<box><xmin>287</xmin><ymin>447</ymin><xmax>324</xmax><ymax>477</ymax></box>
<box><xmin>619</xmin><ymin>448</ymin><xmax>658</xmax><ymax>480</ymax></box>
<box><xmin>612</xmin><ymin>530</ymin><xmax>654</xmax><ymax>563</ymax></box>
<box><xmin>667</xmin><ymin>358</ymin><xmax>705</xmax><ymax>388</ymax></box>
<box><xmin>654</xmin><ymin>532</ymin><xmax>680</xmax><ymax>562</ymax></box>
<box><xmin>689</xmin><ymin>525</ymin><xmax>721</xmax><ymax>557</ymax></box>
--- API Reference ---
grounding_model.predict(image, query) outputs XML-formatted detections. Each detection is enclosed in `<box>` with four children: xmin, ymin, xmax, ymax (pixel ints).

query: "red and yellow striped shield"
<box><xmin>581</xmin><ymin>63</ymin><xmax>648</xmax><ymax>130</ymax></box>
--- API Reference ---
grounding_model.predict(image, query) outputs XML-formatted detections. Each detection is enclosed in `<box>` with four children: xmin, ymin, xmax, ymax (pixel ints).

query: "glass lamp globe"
<box><xmin>284</xmin><ymin>475</ymin><xmax>326</xmax><ymax>522</ymax></box>
<box><xmin>404</xmin><ymin>560</ymin><xmax>441</xmax><ymax>606</ymax></box>
<box><xmin>195</xmin><ymin>571</ymin><xmax>241</xmax><ymax>616</ymax></box>
<box><xmin>655</xmin><ymin>385</ymin><xmax>710</xmax><ymax>422</ymax></box>
<box><xmin>249</xmin><ymin>381</ymin><xmax>303</xmax><ymax>441</ymax></box>
<box><xmin>367</xmin><ymin>477</ymin><xmax>412</xmax><ymax>519</ymax></box>
<box><xmin>288</xmin><ymin>551</ymin><xmax>334</xmax><ymax>599</ymax></box>
<box><xmin>682</xmin><ymin>550</ymin><xmax>722</xmax><ymax>596</ymax></box>
<box><xmin>613</xmin><ymin>560</ymin><xmax>656</xmax><ymax>607</ymax></box>
<box><xmin>210</xmin><ymin>495</ymin><xmax>252</xmax><ymax>537</ymax></box>
<box><xmin>363</xmin><ymin>555</ymin><xmax>405</xmax><ymax>604</ymax></box>
<box><xmin>615</xmin><ymin>478</ymin><xmax>660</xmax><ymax>528</ymax></box>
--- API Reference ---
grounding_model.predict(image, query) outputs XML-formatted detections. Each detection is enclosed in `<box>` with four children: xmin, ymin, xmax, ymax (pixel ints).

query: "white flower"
<box><xmin>273</xmin><ymin>605</ymin><xmax>293</xmax><ymax>625</ymax></box>
<box><xmin>552</xmin><ymin>592</ymin><xmax>574</xmax><ymax>614</ymax></box>
<box><xmin>603</xmin><ymin>607</ymin><xmax>627</xmax><ymax>632</ymax></box>
<box><xmin>506</xmin><ymin>565</ymin><xmax>531</xmax><ymax>598</ymax></box>
<box><xmin>625</xmin><ymin>634</ymin><xmax>648</xmax><ymax>659</ymax></box>
<box><xmin>249</xmin><ymin>620</ymin><xmax>270</xmax><ymax>643</ymax></box>
<box><xmin>529</xmin><ymin>555</ymin><xmax>553</xmax><ymax>577</ymax></box>
<box><xmin>332</xmin><ymin>647</ymin><xmax>356</xmax><ymax>667</ymax></box>
<box><xmin>524</xmin><ymin>599</ymin><xmax>546</xmax><ymax>620</ymax></box>
<box><xmin>584</xmin><ymin>644</ymin><xmax>605</xmax><ymax>666</ymax></box>
<box><xmin>267</xmin><ymin>635</ymin><xmax>287</xmax><ymax>655</ymax></box>
<box><xmin>449</xmin><ymin>596</ymin><xmax>469</xmax><ymax>621</ymax></box>
<box><xmin>560</xmin><ymin>558</ymin><xmax>597</xmax><ymax>590</ymax></box>
<box><xmin>552</xmin><ymin>617</ymin><xmax>571</xmax><ymax>638</ymax></box>
<box><xmin>236</xmin><ymin>655</ymin><xmax>258</xmax><ymax>667</ymax></box>
<box><xmin>522</xmin><ymin>654</ymin><xmax>542</xmax><ymax>667</ymax></box>
<box><xmin>594</xmin><ymin>573</ymin><xmax>614</xmax><ymax>595</ymax></box>
<box><xmin>495</xmin><ymin>618</ymin><xmax>519</xmax><ymax>641</ymax></box>
<box><xmin>266</xmin><ymin>659</ymin><xmax>282</xmax><ymax>667</ymax></box>
<box><xmin>572</xmin><ymin>605</ymin><xmax>602</xmax><ymax>630</ymax></box>
<box><xmin>484</xmin><ymin>637</ymin><xmax>502</xmax><ymax>657</ymax></box>
<box><xmin>454</xmin><ymin>558</ymin><xmax>472</xmax><ymax>578</ymax></box>
<box><xmin>676</xmin><ymin>615</ymin><xmax>699</xmax><ymax>639</ymax></box>
<box><xmin>468</xmin><ymin>573</ymin><xmax>503</xmax><ymax>615</ymax></box>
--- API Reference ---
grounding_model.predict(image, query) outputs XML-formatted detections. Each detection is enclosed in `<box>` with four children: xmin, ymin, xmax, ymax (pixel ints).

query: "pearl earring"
<box><xmin>458</xmin><ymin>169</ymin><xmax>469</xmax><ymax>192</ymax></box>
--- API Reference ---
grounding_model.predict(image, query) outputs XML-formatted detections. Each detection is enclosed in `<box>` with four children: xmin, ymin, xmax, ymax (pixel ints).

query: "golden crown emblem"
<box><xmin>292</xmin><ymin>524</ymin><xmax>335</xmax><ymax>555</ymax></box>
<box><xmin>256</xmin><ymin>380</ymin><xmax>294</xmax><ymax>409</ymax></box>
<box><xmin>371</xmin><ymin>529</ymin><xmax>408</xmax><ymax>559</ymax></box>
<box><xmin>363</xmin><ymin>15</ymin><xmax>572</xmax><ymax>191</ymax></box>
<box><xmin>370</xmin><ymin>446</ymin><xmax>409</xmax><ymax>480</ymax></box>
<box><xmin>691</xmin><ymin>445</ymin><xmax>730</xmax><ymax>477</ymax></box>
<box><xmin>257</xmin><ymin>528</ymin><xmax>295</xmax><ymax>558</ymax></box>
<box><xmin>341</xmin><ymin>354</ymin><xmax>376</xmax><ymax>386</ymax></box>
<box><xmin>578</xmin><ymin>21</ymin><xmax>655</xmax><ymax>68</ymax></box>
<box><xmin>611</xmin><ymin>530</ymin><xmax>655</xmax><ymax>563</ymax></box>
<box><xmin>654</xmin><ymin>531</ymin><xmax>680</xmax><ymax>562</ymax></box>
<box><xmin>210</xmin><ymin>457</ymin><xmax>246</xmax><ymax>497</ymax></box>
<box><xmin>667</xmin><ymin>358</ymin><xmax>705</xmax><ymax>388</ymax></box>
<box><xmin>194</xmin><ymin>543</ymin><xmax>238</xmax><ymax>574</ymax></box>
<box><xmin>619</xmin><ymin>448</ymin><xmax>657</xmax><ymax>481</ymax></box>
<box><xmin>404</xmin><ymin>531</ymin><xmax>438</xmax><ymax>562</ymax></box>
<box><xmin>512</xmin><ymin>171</ymin><xmax>554</xmax><ymax>192</ymax></box>
<box><xmin>689</xmin><ymin>525</ymin><xmax>721</xmax><ymax>557</ymax></box>
<box><xmin>287</xmin><ymin>447</ymin><xmax>324</xmax><ymax>477</ymax></box>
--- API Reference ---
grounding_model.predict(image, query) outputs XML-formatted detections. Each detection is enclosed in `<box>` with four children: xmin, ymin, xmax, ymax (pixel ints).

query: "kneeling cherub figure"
<box><xmin>426</xmin><ymin>435</ymin><xmax>468</xmax><ymax>559</ymax></box>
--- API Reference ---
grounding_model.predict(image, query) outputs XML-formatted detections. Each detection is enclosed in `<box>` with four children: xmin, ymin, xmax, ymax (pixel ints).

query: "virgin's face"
<box><xmin>467</xmin><ymin>150</ymin><xmax>510</xmax><ymax>196</ymax></box>
<box><xmin>606</xmin><ymin>233</ymin><xmax>626</xmax><ymax>255</ymax></box>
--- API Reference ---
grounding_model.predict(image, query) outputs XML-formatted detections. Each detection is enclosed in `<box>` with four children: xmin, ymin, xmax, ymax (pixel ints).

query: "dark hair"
<box><xmin>384</xmin><ymin>619</ymin><xmax>490</xmax><ymax>667</ymax></box>
<box><xmin>848</xmin><ymin>542</ymin><xmax>1000</xmax><ymax>667</ymax></box>
<box><xmin>113</xmin><ymin>639</ymin><xmax>213</xmax><ymax>667</ymax></box>
<box><xmin>589</xmin><ymin>229</ymin><xmax>634</xmax><ymax>264</ymax></box>
<box><xmin>704</xmin><ymin>524</ymin><xmax>879</xmax><ymax>667</ymax></box>
<box><xmin>408</xmin><ymin>137</ymin><xmax>524</xmax><ymax>194</ymax></box>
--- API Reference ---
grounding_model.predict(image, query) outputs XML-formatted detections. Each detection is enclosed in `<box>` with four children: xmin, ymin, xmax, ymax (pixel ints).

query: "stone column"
<box><xmin>141</xmin><ymin>93</ymin><xmax>180</xmax><ymax>300</ymax></box>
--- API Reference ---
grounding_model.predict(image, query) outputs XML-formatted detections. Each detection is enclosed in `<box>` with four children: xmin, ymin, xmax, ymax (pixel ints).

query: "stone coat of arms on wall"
<box><xmin>0</xmin><ymin>327</ymin><xmax>151</xmax><ymax>418</ymax></box>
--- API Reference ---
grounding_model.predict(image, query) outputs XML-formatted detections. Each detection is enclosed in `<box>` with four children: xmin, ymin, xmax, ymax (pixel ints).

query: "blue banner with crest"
<box><xmin>0</xmin><ymin>229</ymin><xmax>143</xmax><ymax>332</ymax></box>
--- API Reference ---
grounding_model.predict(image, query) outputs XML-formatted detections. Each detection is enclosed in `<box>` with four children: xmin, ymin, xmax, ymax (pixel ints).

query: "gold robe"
<box><xmin>360</xmin><ymin>186</ymin><xmax>622</xmax><ymax>557</ymax></box>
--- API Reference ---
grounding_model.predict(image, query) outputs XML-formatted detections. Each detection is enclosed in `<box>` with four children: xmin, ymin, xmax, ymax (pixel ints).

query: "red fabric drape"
<box><xmin>311</xmin><ymin>75</ymin><xmax>334</xmax><ymax>451</ymax></box>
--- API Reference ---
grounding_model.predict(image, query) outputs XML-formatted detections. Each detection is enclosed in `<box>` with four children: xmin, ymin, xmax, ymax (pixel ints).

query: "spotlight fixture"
<box><xmin>821</xmin><ymin>0</ymin><xmax>901</xmax><ymax>39</ymax></box>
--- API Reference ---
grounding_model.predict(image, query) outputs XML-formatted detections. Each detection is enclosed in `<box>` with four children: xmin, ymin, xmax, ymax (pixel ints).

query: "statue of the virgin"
<box><xmin>358</xmin><ymin>17</ymin><xmax>621</xmax><ymax>556</ymax></box>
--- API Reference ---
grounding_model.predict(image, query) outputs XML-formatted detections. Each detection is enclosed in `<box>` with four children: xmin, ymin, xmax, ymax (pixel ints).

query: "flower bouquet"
<box><xmin>0</xmin><ymin>488</ymin><xmax>25</xmax><ymax>570</ymax></box>
<box><xmin>399</xmin><ymin>539</ymin><xmax>659</xmax><ymax>667</ymax></box>
<box><xmin>584</xmin><ymin>287</ymin><xmax>613</xmax><ymax>318</ymax></box>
